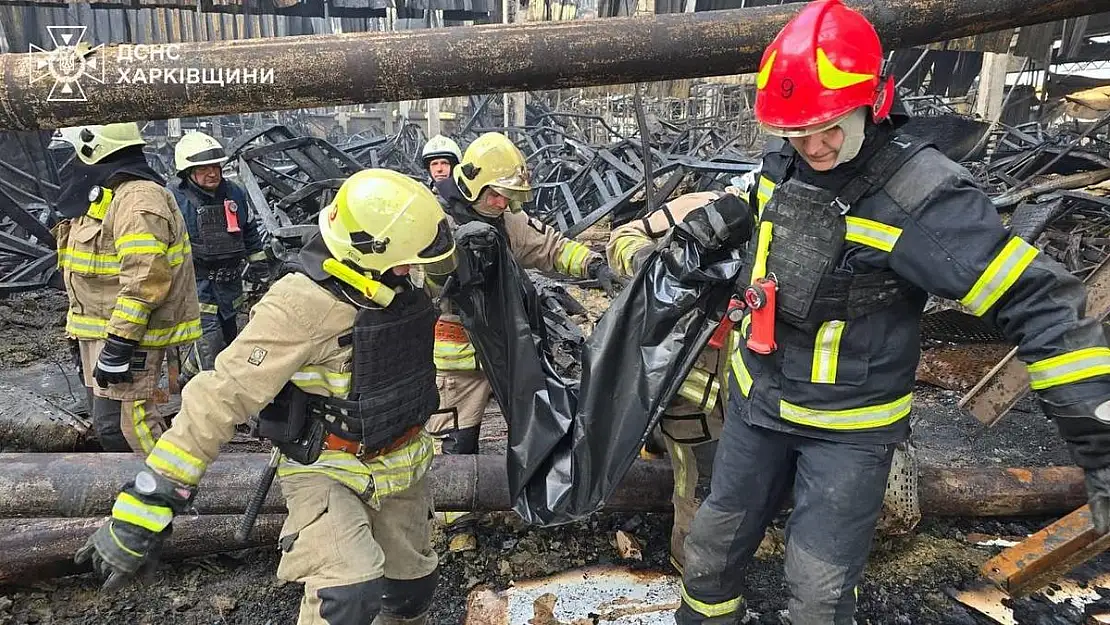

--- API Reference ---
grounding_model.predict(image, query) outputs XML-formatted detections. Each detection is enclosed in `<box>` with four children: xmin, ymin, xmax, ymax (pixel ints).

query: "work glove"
<box><xmin>678</xmin><ymin>193</ymin><xmax>755</xmax><ymax>251</ymax></box>
<box><xmin>244</xmin><ymin>259</ymin><xmax>270</xmax><ymax>285</ymax></box>
<box><xmin>75</xmin><ymin>469</ymin><xmax>195</xmax><ymax>592</ymax></box>
<box><xmin>587</xmin><ymin>258</ymin><xmax>626</xmax><ymax>298</ymax></box>
<box><xmin>92</xmin><ymin>335</ymin><xmax>138</xmax><ymax>388</ymax></box>
<box><xmin>454</xmin><ymin>221</ymin><xmax>498</xmax><ymax>251</ymax></box>
<box><xmin>68</xmin><ymin>338</ymin><xmax>82</xmax><ymax>375</ymax></box>
<box><xmin>444</xmin><ymin>222</ymin><xmax>500</xmax><ymax>296</ymax></box>
<box><xmin>1047</xmin><ymin>402</ymin><xmax>1110</xmax><ymax>534</ymax></box>
<box><xmin>1085</xmin><ymin>465</ymin><xmax>1110</xmax><ymax>535</ymax></box>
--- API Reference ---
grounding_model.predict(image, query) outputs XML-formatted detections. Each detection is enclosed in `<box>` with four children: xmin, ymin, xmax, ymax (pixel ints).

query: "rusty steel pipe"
<box><xmin>0</xmin><ymin>453</ymin><xmax>1088</xmax><ymax>519</ymax></box>
<box><xmin>0</xmin><ymin>0</ymin><xmax>1106</xmax><ymax>131</ymax></box>
<box><xmin>0</xmin><ymin>459</ymin><xmax>1089</xmax><ymax>583</ymax></box>
<box><xmin>918</xmin><ymin>465</ymin><xmax>1086</xmax><ymax>517</ymax></box>
<box><xmin>0</xmin><ymin>452</ymin><xmax>673</xmax><ymax>518</ymax></box>
<box><xmin>0</xmin><ymin>514</ymin><xmax>284</xmax><ymax>583</ymax></box>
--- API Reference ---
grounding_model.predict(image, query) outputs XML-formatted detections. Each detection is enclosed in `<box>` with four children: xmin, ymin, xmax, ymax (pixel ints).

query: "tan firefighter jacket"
<box><xmin>434</xmin><ymin>210</ymin><xmax>601</xmax><ymax>371</ymax></box>
<box><xmin>607</xmin><ymin>191</ymin><xmax>740</xmax><ymax>415</ymax></box>
<box><xmin>54</xmin><ymin>179</ymin><xmax>201</xmax><ymax>349</ymax></box>
<box><xmin>144</xmin><ymin>272</ymin><xmax>434</xmax><ymax>504</ymax></box>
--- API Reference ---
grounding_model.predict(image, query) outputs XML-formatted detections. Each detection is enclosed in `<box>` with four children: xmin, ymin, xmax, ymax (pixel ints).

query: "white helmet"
<box><xmin>421</xmin><ymin>135</ymin><xmax>462</xmax><ymax>169</ymax></box>
<box><xmin>68</xmin><ymin>123</ymin><xmax>146</xmax><ymax>165</ymax></box>
<box><xmin>174</xmin><ymin>131</ymin><xmax>228</xmax><ymax>174</ymax></box>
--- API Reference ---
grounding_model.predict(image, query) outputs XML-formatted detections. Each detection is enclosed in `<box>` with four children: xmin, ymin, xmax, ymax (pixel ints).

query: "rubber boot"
<box><xmin>92</xmin><ymin>396</ymin><xmax>131</xmax><ymax>452</ymax></box>
<box><xmin>374</xmin><ymin>572</ymin><xmax>436</xmax><ymax>624</ymax></box>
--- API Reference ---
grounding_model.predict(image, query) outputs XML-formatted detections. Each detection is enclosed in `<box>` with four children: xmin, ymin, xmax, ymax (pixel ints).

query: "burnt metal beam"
<box><xmin>0</xmin><ymin>452</ymin><xmax>1087</xmax><ymax>520</ymax></box>
<box><xmin>982</xmin><ymin>504</ymin><xmax>1110</xmax><ymax>598</ymax></box>
<box><xmin>0</xmin><ymin>0</ymin><xmax>1107</xmax><ymax>131</ymax></box>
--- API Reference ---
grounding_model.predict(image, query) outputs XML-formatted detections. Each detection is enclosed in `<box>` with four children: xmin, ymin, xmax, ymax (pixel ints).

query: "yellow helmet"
<box><xmin>453</xmin><ymin>132</ymin><xmax>533</xmax><ymax>205</ymax></box>
<box><xmin>175</xmin><ymin>131</ymin><xmax>228</xmax><ymax>173</ymax></box>
<box><xmin>319</xmin><ymin>168</ymin><xmax>455</xmax><ymax>277</ymax></box>
<box><xmin>71</xmin><ymin>122</ymin><xmax>146</xmax><ymax>165</ymax></box>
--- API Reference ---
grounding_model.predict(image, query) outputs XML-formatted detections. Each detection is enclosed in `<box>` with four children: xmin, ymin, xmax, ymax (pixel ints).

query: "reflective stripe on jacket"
<box><xmin>54</xmin><ymin>179</ymin><xmax>201</xmax><ymax>349</ymax></box>
<box><xmin>149</xmin><ymin>272</ymin><xmax>434</xmax><ymax>504</ymax></box>
<box><xmin>730</xmin><ymin>142</ymin><xmax>1110</xmax><ymax>443</ymax></box>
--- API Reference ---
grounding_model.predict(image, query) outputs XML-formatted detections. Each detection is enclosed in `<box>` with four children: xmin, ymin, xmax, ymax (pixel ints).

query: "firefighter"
<box><xmin>421</xmin><ymin>134</ymin><xmax>462</xmax><ymax>186</ymax></box>
<box><xmin>169</xmin><ymin>131</ymin><xmax>267</xmax><ymax>382</ymax></box>
<box><xmin>610</xmin><ymin>189</ymin><xmax>923</xmax><ymax>574</ymax></box>
<box><xmin>426</xmin><ymin>131</ymin><xmax>623</xmax><ymax>551</ymax></box>
<box><xmin>607</xmin><ymin>191</ymin><xmax>733</xmax><ymax>572</ymax></box>
<box><xmin>53</xmin><ymin>122</ymin><xmax>201</xmax><ymax>454</ymax></box>
<box><xmin>676</xmin><ymin>1</ymin><xmax>1110</xmax><ymax>623</ymax></box>
<box><xmin>75</xmin><ymin>168</ymin><xmax>457</xmax><ymax>625</ymax></box>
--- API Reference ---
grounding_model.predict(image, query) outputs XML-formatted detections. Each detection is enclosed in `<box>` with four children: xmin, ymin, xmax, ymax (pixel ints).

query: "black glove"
<box><xmin>1050</xmin><ymin>407</ymin><xmax>1110</xmax><ymax>534</ymax></box>
<box><xmin>1085</xmin><ymin>465</ymin><xmax>1110</xmax><ymax>535</ymax></box>
<box><xmin>93</xmin><ymin>335</ymin><xmax>138</xmax><ymax>388</ymax></box>
<box><xmin>244</xmin><ymin>260</ymin><xmax>270</xmax><ymax>285</ymax></box>
<box><xmin>68</xmin><ymin>338</ymin><xmax>82</xmax><ymax>375</ymax></box>
<box><xmin>678</xmin><ymin>193</ymin><xmax>755</xmax><ymax>251</ymax></box>
<box><xmin>74</xmin><ymin>516</ymin><xmax>170</xmax><ymax>592</ymax></box>
<box><xmin>74</xmin><ymin>469</ymin><xmax>195</xmax><ymax>591</ymax></box>
<box><xmin>454</xmin><ymin>221</ymin><xmax>498</xmax><ymax>251</ymax></box>
<box><xmin>588</xmin><ymin>259</ymin><xmax>626</xmax><ymax>298</ymax></box>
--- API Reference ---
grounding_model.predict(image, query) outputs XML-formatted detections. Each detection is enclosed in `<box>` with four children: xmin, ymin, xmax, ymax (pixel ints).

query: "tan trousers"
<box><xmin>78</xmin><ymin>339</ymin><xmax>167</xmax><ymax>454</ymax></box>
<box><xmin>426</xmin><ymin>370</ymin><xmax>492</xmax><ymax>435</ymax></box>
<box><xmin>276</xmin><ymin>473</ymin><xmax>438</xmax><ymax>625</ymax></box>
<box><xmin>659</xmin><ymin>397</ymin><xmax>726</xmax><ymax>570</ymax></box>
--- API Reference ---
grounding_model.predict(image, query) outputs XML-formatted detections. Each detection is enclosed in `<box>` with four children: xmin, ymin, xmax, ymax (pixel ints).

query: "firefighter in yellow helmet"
<box><xmin>76</xmin><ymin>169</ymin><xmax>456</xmax><ymax>625</ymax></box>
<box><xmin>52</xmin><ymin>122</ymin><xmax>201</xmax><ymax>454</ymax></box>
<box><xmin>425</xmin><ymin>131</ymin><xmax>623</xmax><ymax>550</ymax></box>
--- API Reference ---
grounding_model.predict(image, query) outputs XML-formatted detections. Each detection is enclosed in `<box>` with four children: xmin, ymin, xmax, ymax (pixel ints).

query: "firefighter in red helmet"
<box><xmin>676</xmin><ymin>1</ymin><xmax>1110</xmax><ymax>623</ymax></box>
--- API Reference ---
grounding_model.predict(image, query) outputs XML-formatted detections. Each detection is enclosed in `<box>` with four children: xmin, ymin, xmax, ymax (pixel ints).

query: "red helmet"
<box><xmin>753</xmin><ymin>0</ymin><xmax>894</xmax><ymax>136</ymax></box>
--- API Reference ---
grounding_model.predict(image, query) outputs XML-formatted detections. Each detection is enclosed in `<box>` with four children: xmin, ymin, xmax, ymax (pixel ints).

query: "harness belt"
<box><xmin>322</xmin><ymin>425</ymin><xmax>424</xmax><ymax>460</ymax></box>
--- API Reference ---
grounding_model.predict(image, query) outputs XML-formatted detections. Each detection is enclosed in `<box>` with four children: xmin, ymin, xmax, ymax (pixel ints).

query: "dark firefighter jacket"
<box><xmin>169</xmin><ymin>178</ymin><xmax>264</xmax><ymax>318</ymax></box>
<box><xmin>730</xmin><ymin>125</ymin><xmax>1110</xmax><ymax>446</ymax></box>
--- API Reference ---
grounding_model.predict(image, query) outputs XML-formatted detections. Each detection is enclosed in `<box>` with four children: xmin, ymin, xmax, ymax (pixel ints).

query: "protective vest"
<box><xmin>258</xmin><ymin>261</ymin><xmax>439</xmax><ymax>460</ymax></box>
<box><xmin>316</xmin><ymin>287</ymin><xmax>439</xmax><ymax>452</ymax></box>
<box><xmin>746</xmin><ymin>133</ymin><xmax>931</xmax><ymax>332</ymax></box>
<box><xmin>180</xmin><ymin>182</ymin><xmax>247</xmax><ymax>264</ymax></box>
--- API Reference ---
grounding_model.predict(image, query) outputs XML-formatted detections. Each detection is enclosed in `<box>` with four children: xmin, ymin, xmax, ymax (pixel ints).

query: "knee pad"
<box><xmin>381</xmin><ymin>570</ymin><xmax>438</xmax><ymax>618</ymax></box>
<box><xmin>91</xmin><ymin>397</ymin><xmax>131</xmax><ymax>452</ymax></box>
<box><xmin>317</xmin><ymin>578</ymin><xmax>384</xmax><ymax>625</ymax></box>
<box><xmin>784</xmin><ymin>541</ymin><xmax>855</xmax><ymax>625</ymax></box>
<box><xmin>441</xmin><ymin>426</ymin><xmax>479</xmax><ymax>455</ymax></box>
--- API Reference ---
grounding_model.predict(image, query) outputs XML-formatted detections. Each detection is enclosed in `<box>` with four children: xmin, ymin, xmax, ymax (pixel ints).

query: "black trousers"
<box><xmin>676</xmin><ymin>416</ymin><xmax>895</xmax><ymax>625</ymax></box>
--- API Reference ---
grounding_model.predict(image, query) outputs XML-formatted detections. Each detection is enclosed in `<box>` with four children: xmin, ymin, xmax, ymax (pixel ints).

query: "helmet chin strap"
<box><xmin>473</xmin><ymin>203</ymin><xmax>505</xmax><ymax>219</ymax></box>
<box><xmin>832</xmin><ymin>107</ymin><xmax>869</xmax><ymax>168</ymax></box>
<box><xmin>321</xmin><ymin>257</ymin><xmax>396</xmax><ymax>307</ymax></box>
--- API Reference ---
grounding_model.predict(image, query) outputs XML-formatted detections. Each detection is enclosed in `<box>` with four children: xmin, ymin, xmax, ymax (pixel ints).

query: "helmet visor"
<box><xmin>490</xmin><ymin>185</ymin><xmax>533</xmax><ymax>204</ymax></box>
<box><xmin>416</xmin><ymin>219</ymin><xmax>458</xmax><ymax>276</ymax></box>
<box><xmin>759</xmin><ymin>109</ymin><xmax>856</xmax><ymax>138</ymax></box>
<box><xmin>492</xmin><ymin>165</ymin><xmax>532</xmax><ymax>192</ymax></box>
